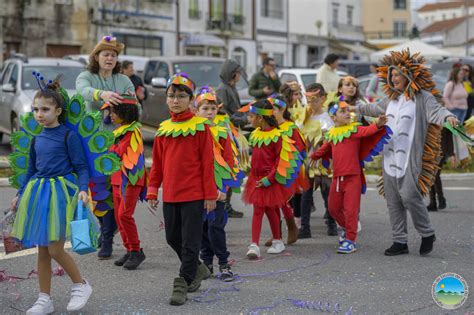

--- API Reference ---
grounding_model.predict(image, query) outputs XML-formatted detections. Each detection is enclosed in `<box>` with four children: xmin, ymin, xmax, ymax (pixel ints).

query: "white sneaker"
<box><xmin>26</xmin><ymin>293</ymin><xmax>54</xmax><ymax>314</ymax></box>
<box><xmin>66</xmin><ymin>280</ymin><xmax>92</xmax><ymax>312</ymax></box>
<box><xmin>267</xmin><ymin>239</ymin><xmax>285</xmax><ymax>254</ymax></box>
<box><xmin>246</xmin><ymin>243</ymin><xmax>260</xmax><ymax>259</ymax></box>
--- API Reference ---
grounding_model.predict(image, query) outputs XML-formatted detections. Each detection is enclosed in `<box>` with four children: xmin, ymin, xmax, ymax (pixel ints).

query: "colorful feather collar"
<box><xmin>156</xmin><ymin>116</ymin><xmax>209</xmax><ymax>137</ymax></box>
<box><xmin>325</xmin><ymin>122</ymin><xmax>361</xmax><ymax>145</ymax></box>
<box><xmin>213</xmin><ymin>113</ymin><xmax>231</xmax><ymax>127</ymax></box>
<box><xmin>249</xmin><ymin>127</ymin><xmax>282</xmax><ymax>147</ymax></box>
<box><xmin>210</xmin><ymin>124</ymin><xmax>228</xmax><ymax>142</ymax></box>
<box><xmin>113</xmin><ymin>121</ymin><xmax>141</xmax><ymax>138</ymax></box>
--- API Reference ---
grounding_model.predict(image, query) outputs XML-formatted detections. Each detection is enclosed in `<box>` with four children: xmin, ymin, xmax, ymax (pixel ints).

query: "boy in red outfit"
<box><xmin>311</xmin><ymin>98</ymin><xmax>391</xmax><ymax>253</ymax></box>
<box><xmin>147</xmin><ymin>73</ymin><xmax>217</xmax><ymax>305</ymax></box>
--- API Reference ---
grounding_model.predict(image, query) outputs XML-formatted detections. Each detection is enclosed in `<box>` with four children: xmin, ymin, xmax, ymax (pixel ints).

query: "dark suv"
<box><xmin>0</xmin><ymin>56</ymin><xmax>84</xmax><ymax>142</ymax></box>
<box><xmin>141</xmin><ymin>56</ymin><xmax>251</xmax><ymax>127</ymax></box>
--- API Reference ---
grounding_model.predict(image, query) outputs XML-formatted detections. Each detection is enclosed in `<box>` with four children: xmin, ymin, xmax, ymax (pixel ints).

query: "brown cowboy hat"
<box><xmin>91</xmin><ymin>36</ymin><xmax>125</xmax><ymax>56</ymax></box>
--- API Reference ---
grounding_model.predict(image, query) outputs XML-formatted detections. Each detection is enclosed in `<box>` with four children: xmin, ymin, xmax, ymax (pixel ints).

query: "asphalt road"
<box><xmin>1</xmin><ymin>181</ymin><xmax>473</xmax><ymax>314</ymax></box>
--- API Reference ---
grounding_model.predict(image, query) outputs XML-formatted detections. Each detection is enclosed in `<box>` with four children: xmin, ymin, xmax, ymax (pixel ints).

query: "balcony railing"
<box><xmin>332</xmin><ymin>23</ymin><xmax>363</xmax><ymax>33</ymax></box>
<box><xmin>365</xmin><ymin>30</ymin><xmax>409</xmax><ymax>40</ymax></box>
<box><xmin>206</xmin><ymin>19</ymin><xmax>232</xmax><ymax>32</ymax></box>
<box><xmin>261</xmin><ymin>9</ymin><xmax>283</xmax><ymax>19</ymax></box>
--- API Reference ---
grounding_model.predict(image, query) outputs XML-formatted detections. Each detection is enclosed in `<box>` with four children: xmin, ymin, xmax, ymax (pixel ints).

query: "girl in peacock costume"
<box><xmin>355</xmin><ymin>49</ymin><xmax>459</xmax><ymax>256</ymax></box>
<box><xmin>213</xmin><ymin>108</ymin><xmax>249</xmax><ymax>219</ymax></box>
<box><xmin>297</xmin><ymin>83</ymin><xmax>338</xmax><ymax>238</ymax></box>
<box><xmin>311</xmin><ymin>99</ymin><xmax>391</xmax><ymax>254</ymax></box>
<box><xmin>241</xmin><ymin>99</ymin><xmax>304</xmax><ymax>259</ymax></box>
<box><xmin>265</xmin><ymin>96</ymin><xmax>308</xmax><ymax>246</ymax></box>
<box><xmin>8</xmin><ymin>74</ymin><xmax>120</xmax><ymax>313</ymax></box>
<box><xmin>100</xmin><ymin>95</ymin><xmax>147</xmax><ymax>270</ymax></box>
<box><xmin>193</xmin><ymin>86</ymin><xmax>243</xmax><ymax>282</ymax></box>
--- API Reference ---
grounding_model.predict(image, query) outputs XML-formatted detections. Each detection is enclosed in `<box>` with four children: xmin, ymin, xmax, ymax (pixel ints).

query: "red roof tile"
<box><xmin>418</xmin><ymin>0</ymin><xmax>474</xmax><ymax>12</ymax></box>
<box><xmin>421</xmin><ymin>16</ymin><xmax>467</xmax><ymax>33</ymax></box>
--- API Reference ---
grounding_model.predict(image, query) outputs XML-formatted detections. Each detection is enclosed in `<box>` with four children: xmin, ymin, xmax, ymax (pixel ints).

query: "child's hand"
<box><xmin>78</xmin><ymin>191</ymin><xmax>89</xmax><ymax>205</ymax></box>
<box><xmin>375</xmin><ymin>115</ymin><xmax>388</xmax><ymax>128</ymax></box>
<box><xmin>148</xmin><ymin>199</ymin><xmax>159</xmax><ymax>209</ymax></box>
<box><xmin>10</xmin><ymin>196</ymin><xmax>19</xmax><ymax>211</ymax></box>
<box><xmin>217</xmin><ymin>191</ymin><xmax>227</xmax><ymax>201</ymax></box>
<box><xmin>446</xmin><ymin>116</ymin><xmax>459</xmax><ymax>128</ymax></box>
<box><xmin>204</xmin><ymin>200</ymin><xmax>216</xmax><ymax>213</ymax></box>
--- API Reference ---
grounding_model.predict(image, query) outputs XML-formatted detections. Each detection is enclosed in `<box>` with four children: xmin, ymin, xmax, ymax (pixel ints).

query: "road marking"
<box><xmin>366</xmin><ymin>187</ymin><xmax>474</xmax><ymax>191</ymax></box>
<box><xmin>0</xmin><ymin>242</ymin><xmax>72</xmax><ymax>260</ymax></box>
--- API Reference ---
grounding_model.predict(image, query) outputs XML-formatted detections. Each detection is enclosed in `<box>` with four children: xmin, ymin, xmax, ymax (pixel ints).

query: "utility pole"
<box><xmin>176</xmin><ymin>0</ymin><xmax>181</xmax><ymax>55</ymax></box>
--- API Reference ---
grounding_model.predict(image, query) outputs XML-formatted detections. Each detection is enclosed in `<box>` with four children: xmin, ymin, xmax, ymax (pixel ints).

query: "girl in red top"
<box><xmin>104</xmin><ymin>95</ymin><xmax>147</xmax><ymax>270</ymax></box>
<box><xmin>311</xmin><ymin>99</ymin><xmax>391</xmax><ymax>254</ymax></box>
<box><xmin>264</xmin><ymin>97</ymin><xmax>308</xmax><ymax>246</ymax></box>
<box><xmin>242</xmin><ymin>99</ymin><xmax>303</xmax><ymax>259</ymax></box>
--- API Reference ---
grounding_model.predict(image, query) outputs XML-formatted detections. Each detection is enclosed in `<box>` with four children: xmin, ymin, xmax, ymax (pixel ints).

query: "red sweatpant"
<box><xmin>279</xmin><ymin>203</ymin><xmax>294</xmax><ymax>220</ymax></box>
<box><xmin>328</xmin><ymin>175</ymin><xmax>361</xmax><ymax>242</ymax></box>
<box><xmin>252</xmin><ymin>206</ymin><xmax>281</xmax><ymax>245</ymax></box>
<box><xmin>112</xmin><ymin>185</ymin><xmax>142</xmax><ymax>251</ymax></box>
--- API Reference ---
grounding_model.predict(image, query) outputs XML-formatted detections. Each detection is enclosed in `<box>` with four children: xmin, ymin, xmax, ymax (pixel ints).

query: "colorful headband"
<box><xmin>194</xmin><ymin>86</ymin><xmax>217</xmax><ymax>107</ymax></box>
<box><xmin>249</xmin><ymin>105</ymin><xmax>273</xmax><ymax>116</ymax></box>
<box><xmin>328</xmin><ymin>96</ymin><xmax>349</xmax><ymax>116</ymax></box>
<box><xmin>167</xmin><ymin>72</ymin><xmax>195</xmax><ymax>92</ymax></box>
<box><xmin>268</xmin><ymin>97</ymin><xmax>286</xmax><ymax>109</ymax></box>
<box><xmin>340</xmin><ymin>76</ymin><xmax>358</xmax><ymax>84</ymax></box>
<box><xmin>32</xmin><ymin>71</ymin><xmax>53</xmax><ymax>92</ymax></box>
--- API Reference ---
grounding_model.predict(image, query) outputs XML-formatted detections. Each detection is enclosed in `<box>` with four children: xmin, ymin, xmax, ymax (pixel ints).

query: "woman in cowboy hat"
<box><xmin>75</xmin><ymin>36</ymin><xmax>135</xmax><ymax>260</ymax></box>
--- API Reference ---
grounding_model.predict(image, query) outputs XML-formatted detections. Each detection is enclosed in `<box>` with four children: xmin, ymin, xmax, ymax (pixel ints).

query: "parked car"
<box><xmin>0</xmin><ymin>56</ymin><xmax>85</xmax><ymax>142</ymax></box>
<box><xmin>310</xmin><ymin>60</ymin><xmax>372</xmax><ymax>77</ymax></box>
<box><xmin>278</xmin><ymin>68</ymin><xmax>347</xmax><ymax>103</ymax></box>
<box><xmin>140</xmin><ymin>56</ymin><xmax>251</xmax><ymax>127</ymax></box>
<box><xmin>63</xmin><ymin>54</ymin><xmax>149</xmax><ymax>77</ymax></box>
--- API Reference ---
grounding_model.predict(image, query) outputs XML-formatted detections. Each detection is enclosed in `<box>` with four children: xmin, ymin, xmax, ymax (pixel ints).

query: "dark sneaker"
<box><xmin>188</xmin><ymin>263</ymin><xmax>211</xmax><ymax>292</ymax></box>
<box><xmin>169</xmin><ymin>277</ymin><xmax>188</xmax><ymax>306</ymax></box>
<box><xmin>384</xmin><ymin>242</ymin><xmax>409</xmax><ymax>256</ymax></box>
<box><xmin>205</xmin><ymin>264</ymin><xmax>214</xmax><ymax>275</ymax></box>
<box><xmin>114</xmin><ymin>252</ymin><xmax>130</xmax><ymax>266</ymax></box>
<box><xmin>420</xmin><ymin>235</ymin><xmax>436</xmax><ymax>256</ymax></box>
<box><xmin>123</xmin><ymin>249</ymin><xmax>146</xmax><ymax>270</ymax></box>
<box><xmin>97</xmin><ymin>241</ymin><xmax>113</xmax><ymax>260</ymax></box>
<box><xmin>327</xmin><ymin>224</ymin><xmax>338</xmax><ymax>236</ymax></box>
<box><xmin>219</xmin><ymin>264</ymin><xmax>235</xmax><ymax>282</ymax></box>
<box><xmin>427</xmin><ymin>200</ymin><xmax>437</xmax><ymax>212</ymax></box>
<box><xmin>298</xmin><ymin>228</ymin><xmax>312</xmax><ymax>239</ymax></box>
<box><xmin>438</xmin><ymin>197</ymin><xmax>446</xmax><ymax>210</ymax></box>
<box><xmin>227</xmin><ymin>208</ymin><xmax>244</xmax><ymax>218</ymax></box>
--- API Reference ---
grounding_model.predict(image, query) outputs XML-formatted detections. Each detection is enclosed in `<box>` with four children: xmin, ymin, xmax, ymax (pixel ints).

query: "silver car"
<box><xmin>0</xmin><ymin>57</ymin><xmax>85</xmax><ymax>142</ymax></box>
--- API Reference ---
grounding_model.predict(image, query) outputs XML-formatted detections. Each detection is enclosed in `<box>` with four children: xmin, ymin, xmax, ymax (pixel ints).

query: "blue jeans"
<box><xmin>200</xmin><ymin>201</ymin><xmax>230</xmax><ymax>266</ymax></box>
<box><xmin>450</xmin><ymin>108</ymin><xmax>467</xmax><ymax>124</ymax></box>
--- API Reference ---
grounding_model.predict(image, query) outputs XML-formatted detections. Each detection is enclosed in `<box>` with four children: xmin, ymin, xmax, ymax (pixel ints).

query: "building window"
<box><xmin>394</xmin><ymin>0</ymin><xmax>406</xmax><ymax>10</ymax></box>
<box><xmin>261</xmin><ymin>0</ymin><xmax>283</xmax><ymax>19</ymax></box>
<box><xmin>273</xmin><ymin>53</ymin><xmax>284</xmax><ymax>67</ymax></box>
<box><xmin>114</xmin><ymin>34</ymin><xmax>162</xmax><ymax>57</ymax></box>
<box><xmin>211</xmin><ymin>0</ymin><xmax>224</xmax><ymax>21</ymax></box>
<box><xmin>393</xmin><ymin>21</ymin><xmax>407</xmax><ymax>37</ymax></box>
<box><xmin>453</xmin><ymin>13</ymin><xmax>456</xmax><ymax>18</ymax></box>
<box><xmin>188</xmin><ymin>0</ymin><xmax>201</xmax><ymax>19</ymax></box>
<box><xmin>332</xmin><ymin>4</ymin><xmax>339</xmax><ymax>27</ymax></box>
<box><xmin>231</xmin><ymin>47</ymin><xmax>247</xmax><ymax>69</ymax></box>
<box><xmin>347</xmin><ymin>6</ymin><xmax>353</xmax><ymax>25</ymax></box>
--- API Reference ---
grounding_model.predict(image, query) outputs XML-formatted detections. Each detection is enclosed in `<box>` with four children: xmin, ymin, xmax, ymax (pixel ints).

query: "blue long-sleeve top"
<box><xmin>18</xmin><ymin>124</ymin><xmax>89</xmax><ymax>194</ymax></box>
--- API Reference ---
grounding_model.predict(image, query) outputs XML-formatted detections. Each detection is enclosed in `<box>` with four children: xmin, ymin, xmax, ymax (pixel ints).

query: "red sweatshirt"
<box><xmin>250</xmin><ymin>128</ymin><xmax>282</xmax><ymax>184</ymax></box>
<box><xmin>147</xmin><ymin>110</ymin><xmax>217</xmax><ymax>203</ymax></box>
<box><xmin>311</xmin><ymin>124</ymin><xmax>382</xmax><ymax>177</ymax></box>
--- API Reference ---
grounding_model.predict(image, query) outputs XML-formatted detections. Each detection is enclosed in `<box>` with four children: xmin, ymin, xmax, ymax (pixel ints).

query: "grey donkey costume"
<box><xmin>356</xmin><ymin>49</ymin><xmax>455</xmax><ymax>254</ymax></box>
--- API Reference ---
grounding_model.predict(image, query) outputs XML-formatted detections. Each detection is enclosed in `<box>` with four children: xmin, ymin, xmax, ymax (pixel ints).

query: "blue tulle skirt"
<box><xmin>11</xmin><ymin>173</ymin><xmax>79</xmax><ymax>247</ymax></box>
